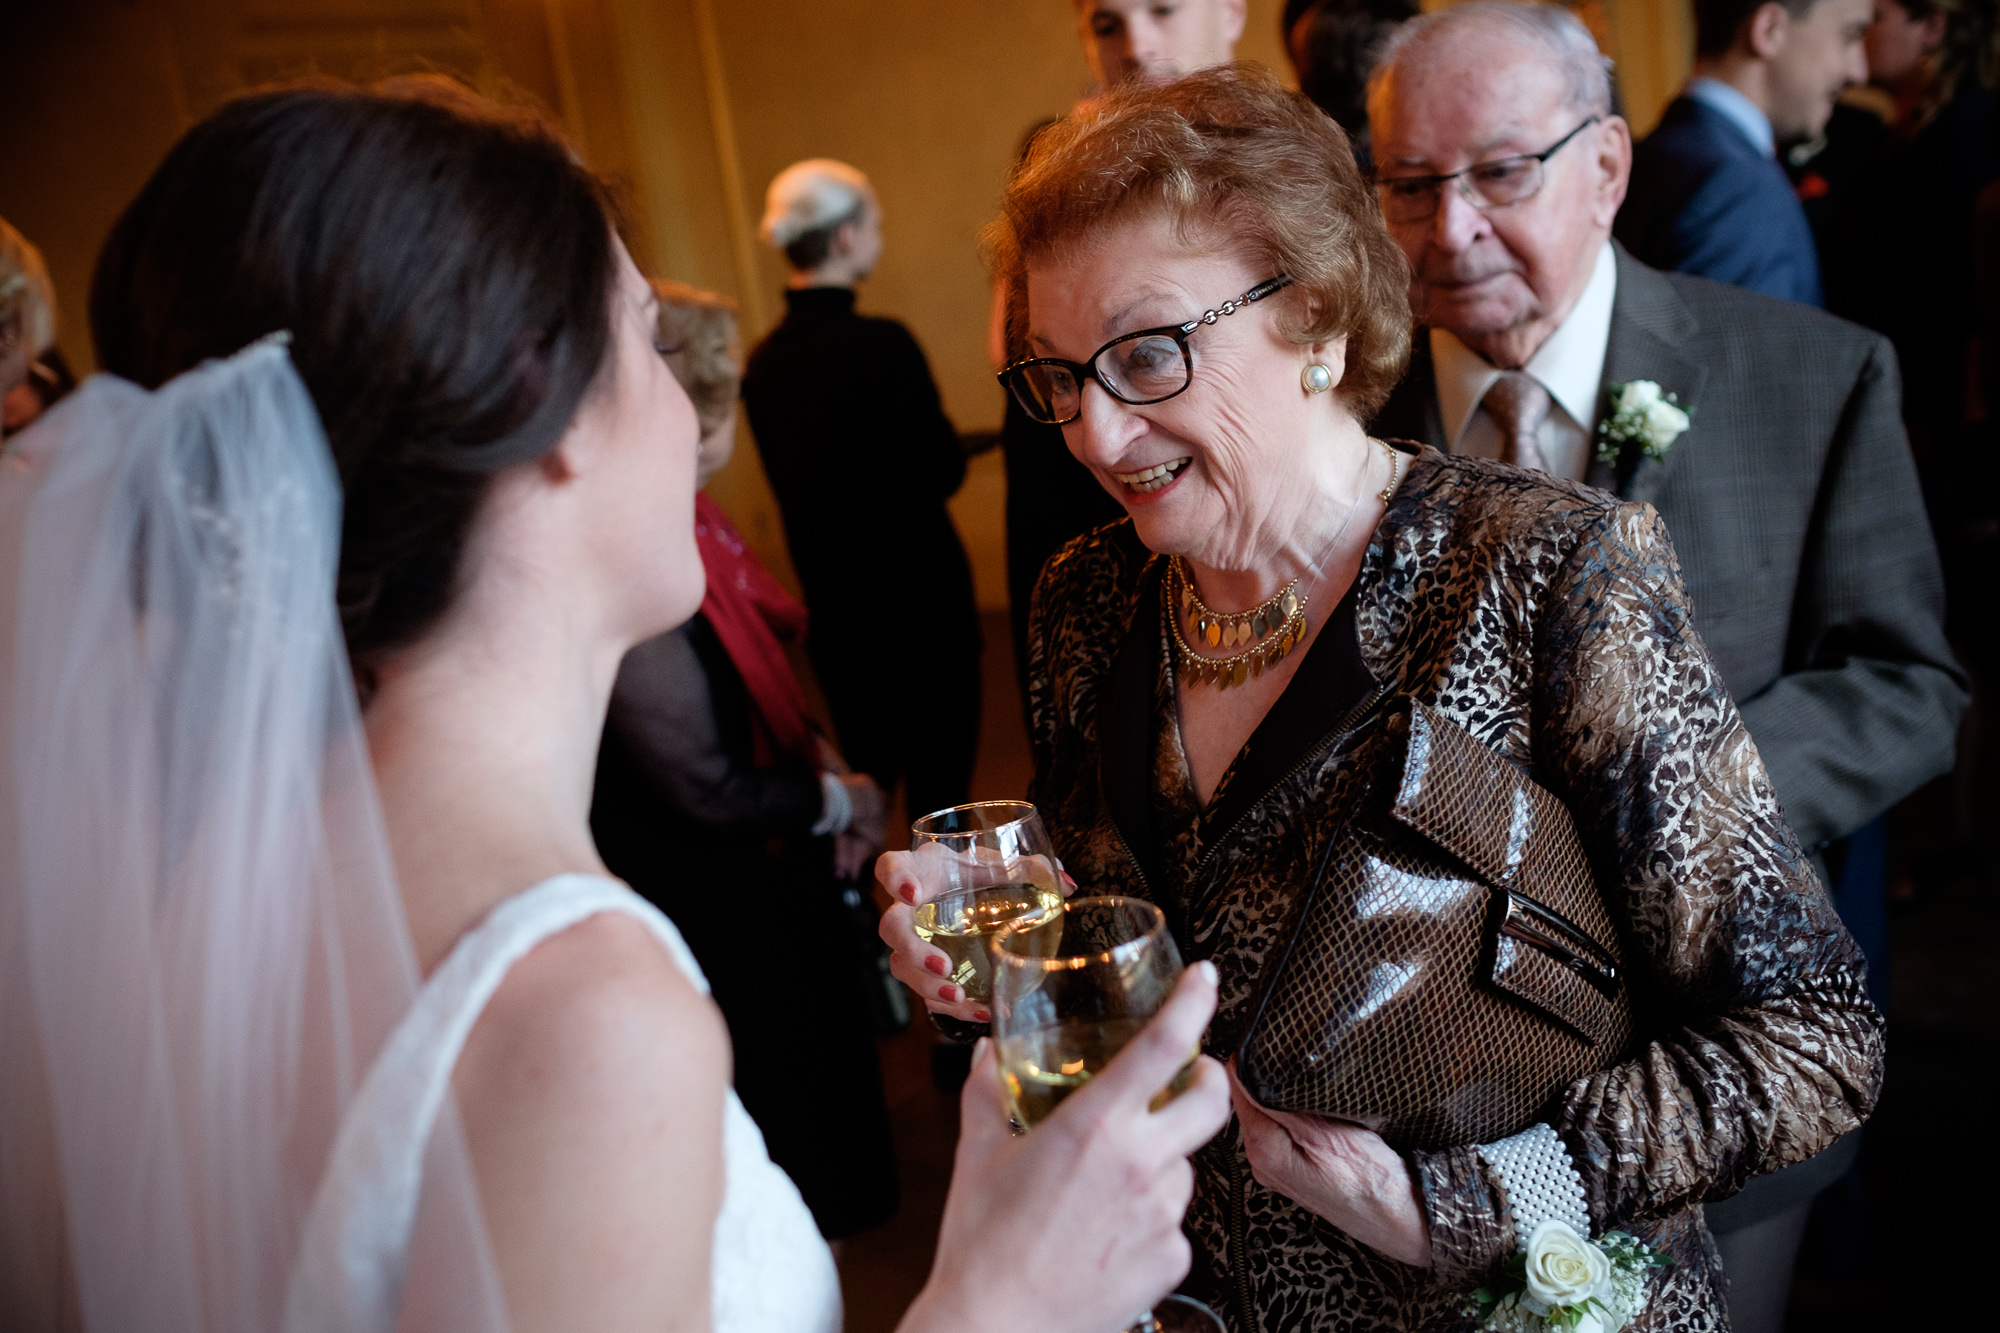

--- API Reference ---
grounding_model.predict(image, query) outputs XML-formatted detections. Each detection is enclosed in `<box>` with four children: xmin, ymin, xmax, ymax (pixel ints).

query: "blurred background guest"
<box><xmin>1618</xmin><ymin>0</ymin><xmax>1874</xmax><ymax>304</ymax></box>
<box><xmin>1801</xmin><ymin>1</ymin><xmax>2000</xmax><ymax>736</ymax></box>
<box><xmin>1809</xmin><ymin>0</ymin><xmax>1998</xmax><ymax>450</ymax></box>
<box><xmin>1072</xmin><ymin>0</ymin><xmax>1246</xmax><ymax>89</ymax></box>
<box><xmin>1282</xmin><ymin>0</ymin><xmax>1419</xmax><ymax>170</ymax></box>
<box><xmin>997</xmin><ymin>1</ymin><xmax>1246</xmax><ymax>707</ymax></box>
<box><xmin>592</xmin><ymin>280</ymin><xmax>898</xmax><ymax>1242</ymax></box>
<box><xmin>0</xmin><ymin>217</ymin><xmax>68</xmax><ymax>439</ymax></box>
<box><xmin>743</xmin><ymin>160</ymin><xmax>980</xmax><ymax>827</ymax></box>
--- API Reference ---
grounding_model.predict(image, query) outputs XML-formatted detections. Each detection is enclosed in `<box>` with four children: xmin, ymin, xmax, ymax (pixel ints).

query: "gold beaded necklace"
<box><xmin>1167</xmin><ymin>559</ymin><xmax>1309</xmax><ymax>690</ymax></box>
<box><xmin>1167</xmin><ymin>440</ymin><xmax>1402</xmax><ymax>691</ymax></box>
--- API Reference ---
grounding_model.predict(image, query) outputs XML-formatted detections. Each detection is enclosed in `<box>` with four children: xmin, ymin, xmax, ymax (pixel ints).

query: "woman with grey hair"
<box><xmin>742</xmin><ymin>158</ymin><xmax>983</xmax><ymax>829</ymax></box>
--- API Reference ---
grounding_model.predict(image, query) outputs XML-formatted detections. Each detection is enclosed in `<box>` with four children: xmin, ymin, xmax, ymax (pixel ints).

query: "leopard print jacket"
<box><xmin>1022</xmin><ymin>448</ymin><xmax>1884</xmax><ymax>1332</ymax></box>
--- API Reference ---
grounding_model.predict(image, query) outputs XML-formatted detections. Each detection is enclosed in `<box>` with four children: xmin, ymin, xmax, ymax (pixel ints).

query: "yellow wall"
<box><xmin>6</xmin><ymin>0</ymin><xmax>1692</xmax><ymax>610</ymax></box>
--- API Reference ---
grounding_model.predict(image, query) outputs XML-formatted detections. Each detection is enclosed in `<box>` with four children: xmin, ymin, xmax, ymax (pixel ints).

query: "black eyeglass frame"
<box><xmin>997</xmin><ymin>274</ymin><xmax>1296</xmax><ymax>426</ymax></box>
<box><xmin>1373</xmin><ymin>115</ymin><xmax>1602</xmax><ymax>221</ymax></box>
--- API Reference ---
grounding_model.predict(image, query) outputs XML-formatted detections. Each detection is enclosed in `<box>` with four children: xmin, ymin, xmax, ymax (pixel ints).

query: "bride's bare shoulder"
<box><xmin>465</xmin><ymin>907</ymin><xmax>729</xmax><ymax>1092</ymax></box>
<box><xmin>452</xmin><ymin>909</ymin><xmax>729</xmax><ymax>1330</ymax></box>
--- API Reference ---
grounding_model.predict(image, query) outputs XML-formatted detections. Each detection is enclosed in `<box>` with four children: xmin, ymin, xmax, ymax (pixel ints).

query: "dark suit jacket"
<box><xmin>1373</xmin><ymin>245</ymin><xmax>1967</xmax><ymax>849</ymax></box>
<box><xmin>1617</xmin><ymin>94</ymin><xmax>1824</xmax><ymax>307</ymax></box>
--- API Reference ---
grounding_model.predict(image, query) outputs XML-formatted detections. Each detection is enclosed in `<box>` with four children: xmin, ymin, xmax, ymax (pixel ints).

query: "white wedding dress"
<box><xmin>288</xmin><ymin>873</ymin><xmax>845</xmax><ymax>1333</ymax></box>
<box><xmin>0</xmin><ymin>344</ymin><xmax>843</xmax><ymax>1333</ymax></box>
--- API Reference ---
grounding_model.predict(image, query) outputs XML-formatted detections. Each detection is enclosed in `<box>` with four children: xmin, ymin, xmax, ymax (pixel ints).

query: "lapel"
<box><xmin>1592</xmin><ymin>245</ymin><xmax>1708</xmax><ymax>503</ymax></box>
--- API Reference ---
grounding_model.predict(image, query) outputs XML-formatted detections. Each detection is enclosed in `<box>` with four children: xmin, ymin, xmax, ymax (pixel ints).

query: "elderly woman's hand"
<box><xmin>1229</xmin><ymin>1064</ymin><xmax>1433</xmax><ymax>1268</ymax></box>
<box><xmin>897</xmin><ymin>963</ymin><xmax>1230</xmax><ymax>1333</ymax></box>
<box><xmin>875</xmin><ymin>848</ymin><xmax>1075</xmax><ymax>1025</ymax></box>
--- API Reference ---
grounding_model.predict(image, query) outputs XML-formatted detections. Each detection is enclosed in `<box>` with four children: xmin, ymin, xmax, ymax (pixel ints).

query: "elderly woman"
<box><xmin>880</xmin><ymin>66</ymin><xmax>1881</xmax><ymax>1331</ymax></box>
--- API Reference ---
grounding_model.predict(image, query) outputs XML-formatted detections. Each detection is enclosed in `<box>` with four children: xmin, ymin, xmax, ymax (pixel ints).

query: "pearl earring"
<box><xmin>1301</xmin><ymin>363</ymin><xmax>1334</xmax><ymax>394</ymax></box>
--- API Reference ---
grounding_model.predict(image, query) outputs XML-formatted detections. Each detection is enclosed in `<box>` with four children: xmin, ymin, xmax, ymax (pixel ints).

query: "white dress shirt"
<box><xmin>1432</xmin><ymin>240</ymin><xmax>1618</xmax><ymax>483</ymax></box>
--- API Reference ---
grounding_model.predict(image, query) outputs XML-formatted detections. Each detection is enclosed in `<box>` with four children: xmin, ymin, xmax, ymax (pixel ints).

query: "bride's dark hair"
<box><xmin>91</xmin><ymin>76</ymin><xmax>617</xmax><ymax>678</ymax></box>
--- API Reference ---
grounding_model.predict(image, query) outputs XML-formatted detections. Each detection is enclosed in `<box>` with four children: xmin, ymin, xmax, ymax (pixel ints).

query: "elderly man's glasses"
<box><xmin>999</xmin><ymin>275</ymin><xmax>1295</xmax><ymax>426</ymax></box>
<box><xmin>1375</xmin><ymin>115</ymin><xmax>1601</xmax><ymax>224</ymax></box>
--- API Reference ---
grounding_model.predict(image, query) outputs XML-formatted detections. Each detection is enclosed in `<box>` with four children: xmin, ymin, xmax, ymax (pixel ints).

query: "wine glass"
<box><xmin>989</xmin><ymin>896</ymin><xmax>1225</xmax><ymax>1333</ymax></box>
<box><xmin>907</xmin><ymin>801</ymin><xmax>1064</xmax><ymax>1006</ymax></box>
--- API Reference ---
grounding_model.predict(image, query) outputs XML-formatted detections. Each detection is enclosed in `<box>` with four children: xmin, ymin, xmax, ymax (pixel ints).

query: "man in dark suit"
<box><xmin>1367</xmin><ymin>7</ymin><xmax>1966</xmax><ymax>1331</ymax></box>
<box><xmin>1616</xmin><ymin>0</ymin><xmax>1872</xmax><ymax>305</ymax></box>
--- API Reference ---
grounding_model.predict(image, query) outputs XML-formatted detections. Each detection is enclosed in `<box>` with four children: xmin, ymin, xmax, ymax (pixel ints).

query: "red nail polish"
<box><xmin>924</xmin><ymin>955</ymin><xmax>948</xmax><ymax>977</ymax></box>
<box><xmin>974</xmin><ymin>1009</ymin><xmax>991</xmax><ymax>1022</ymax></box>
<box><xmin>898</xmin><ymin>884</ymin><xmax>917</xmax><ymax>904</ymax></box>
<box><xmin>941</xmin><ymin>985</ymin><xmax>960</xmax><ymax>1003</ymax></box>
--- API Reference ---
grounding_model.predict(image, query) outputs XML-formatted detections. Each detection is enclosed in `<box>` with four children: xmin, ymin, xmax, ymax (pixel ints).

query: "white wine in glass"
<box><xmin>910</xmin><ymin>881</ymin><xmax>1063</xmax><ymax>1005</ymax></box>
<box><xmin>990</xmin><ymin>896</ymin><xmax>1222</xmax><ymax>1333</ymax></box>
<box><xmin>999</xmin><ymin>1014</ymin><xmax>1198</xmax><ymax>1127</ymax></box>
<box><xmin>907</xmin><ymin>801</ymin><xmax>1065</xmax><ymax>1005</ymax></box>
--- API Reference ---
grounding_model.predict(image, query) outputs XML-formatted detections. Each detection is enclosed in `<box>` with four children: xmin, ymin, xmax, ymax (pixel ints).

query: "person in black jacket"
<box><xmin>593</xmin><ymin>282</ymin><xmax>898</xmax><ymax>1240</ymax></box>
<box><xmin>743</xmin><ymin>160</ymin><xmax>981</xmax><ymax>824</ymax></box>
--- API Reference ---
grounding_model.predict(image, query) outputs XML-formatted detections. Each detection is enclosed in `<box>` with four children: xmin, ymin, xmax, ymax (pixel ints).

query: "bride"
<box><xmin>0</xmin><ymin>77</ymin><xmax>1228</xmax><ymax>1333</ymax></box>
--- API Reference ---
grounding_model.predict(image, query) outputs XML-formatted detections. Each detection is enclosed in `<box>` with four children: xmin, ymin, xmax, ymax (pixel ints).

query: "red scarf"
<box><xmin>693</xmin><ymin>492</ymin><xmax>817</xmax><ymax>767</ymax></box>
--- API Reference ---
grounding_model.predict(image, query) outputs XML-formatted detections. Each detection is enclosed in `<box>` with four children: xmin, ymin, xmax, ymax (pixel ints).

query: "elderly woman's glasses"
<box><xmin>1374</xmin><ymin>115</ymin><xmax>1601</xmax><ymax>224</ymax></box>
<box><xmin>998</xmin><ymin>275</ymin><xmax>1295</xmax><ymax>426</ymax></box>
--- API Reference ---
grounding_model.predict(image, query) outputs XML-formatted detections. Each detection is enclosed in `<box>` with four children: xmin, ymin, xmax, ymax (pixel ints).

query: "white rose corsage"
<box><xmin>1466</xmin><ymin>1220</ymin><xmax>1671</xmax><ymax>1333</ymax></box>
<box><xmin>1595</xmin><ymin>379</ymin><xmax>1689</xmax><ymax>467</ymax></box>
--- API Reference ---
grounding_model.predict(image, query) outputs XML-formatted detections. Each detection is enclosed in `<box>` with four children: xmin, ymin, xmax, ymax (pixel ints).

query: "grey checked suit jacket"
<box><xmin>1372</xmin><ymin>244</ymin><xmax>1968</xmax><ymax>849</ymax></box>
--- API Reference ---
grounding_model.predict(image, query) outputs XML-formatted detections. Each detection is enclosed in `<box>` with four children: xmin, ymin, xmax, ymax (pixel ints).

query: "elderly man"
<box><xmin>1367</xmin><ymin>5</ymin><xmax>1965</xmax><ymax>1331</ymax></box>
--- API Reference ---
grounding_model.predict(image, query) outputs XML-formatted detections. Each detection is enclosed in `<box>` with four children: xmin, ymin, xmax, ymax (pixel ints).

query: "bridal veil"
<box><xmin>0</xmin><ymin>341</ymin><xmax>506</xmax><ymax>1332</ymax></box>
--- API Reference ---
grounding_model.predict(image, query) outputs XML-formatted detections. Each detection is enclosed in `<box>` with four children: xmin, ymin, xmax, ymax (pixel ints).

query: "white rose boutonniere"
<box><xmin>1524</xmin><ymin>1221</ymin><xmax>1613</xmax><ymax>1309</ymax></box>
<box><xmin>1596</xmin><ymin>379</ymin><xmax>1690</xmax><ymax>467</ymax></box>
<box><xmin>1467</xmin><ymin>1221</ymin><xmax>1671</xmax><ymax>1333</ymax></box>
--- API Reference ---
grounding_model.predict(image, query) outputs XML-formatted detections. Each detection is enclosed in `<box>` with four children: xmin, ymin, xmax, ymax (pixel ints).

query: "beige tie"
<box><xmin>1481</xmin><ymin>371</ymin><xmax>1551</xmax><ymax>472</ymax></box>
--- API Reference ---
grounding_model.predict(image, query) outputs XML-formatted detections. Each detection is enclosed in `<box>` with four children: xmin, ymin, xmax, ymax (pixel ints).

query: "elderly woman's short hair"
<box><xmin>760</xmin><ymin>159</ymin><xmax>872</xmax><ymax>272</ymax></box>
<box><xmin>1369</xmin><ymin>1</ymin><xmax>1614</xmax><ymax>119</ymax></box>
<box><xmin>652</xmin><ymin>279</ymin><xmax>739</xmax><ymax>439</ymax></box>
<box><xmin>0</xmin><ymin>217</ymin><xmax>57</xmax><ymax>358</ymax></box>
<box><xmin>985</xmin><ymin>63</ymin><xmax>1412</xmax><ymax>419</ymax></box>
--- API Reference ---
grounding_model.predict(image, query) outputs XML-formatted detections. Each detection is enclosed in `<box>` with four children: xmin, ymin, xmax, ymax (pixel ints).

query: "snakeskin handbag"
<box><xmin>1233</xmin><ymin>698</ymin><xmax>1635</xmax><ymax>1151</ymax></box>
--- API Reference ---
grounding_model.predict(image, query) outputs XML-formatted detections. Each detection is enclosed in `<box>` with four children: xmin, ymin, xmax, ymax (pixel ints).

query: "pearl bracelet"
<box><xmin>1476</xmin><ymin>1122</ymin><xmax>1590</xmax><ymax>1252</ymax></box>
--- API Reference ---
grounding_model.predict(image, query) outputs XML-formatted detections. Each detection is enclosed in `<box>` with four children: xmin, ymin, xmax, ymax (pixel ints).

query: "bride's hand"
<box><xmin>1228</xmin><ymin>1063</ymin><xmax>1433</xmax><ymax>1268</ymax></box>
<box><xmin>875</xmin><ymin>848</ymin><xmax>1074</xmax><ymax>1025</ymax></box>
<box><xmin>898</xmin><ymin>962</ymin><xmax>1230</xmax><ymax>1333</ymax></box>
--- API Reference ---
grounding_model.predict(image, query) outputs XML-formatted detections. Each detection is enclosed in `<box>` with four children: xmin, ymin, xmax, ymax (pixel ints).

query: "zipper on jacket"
<box><xmin>1228</xmin><ymin>1148</ymin><xmax>1263</xmax><ymax>1333</ymax></box>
